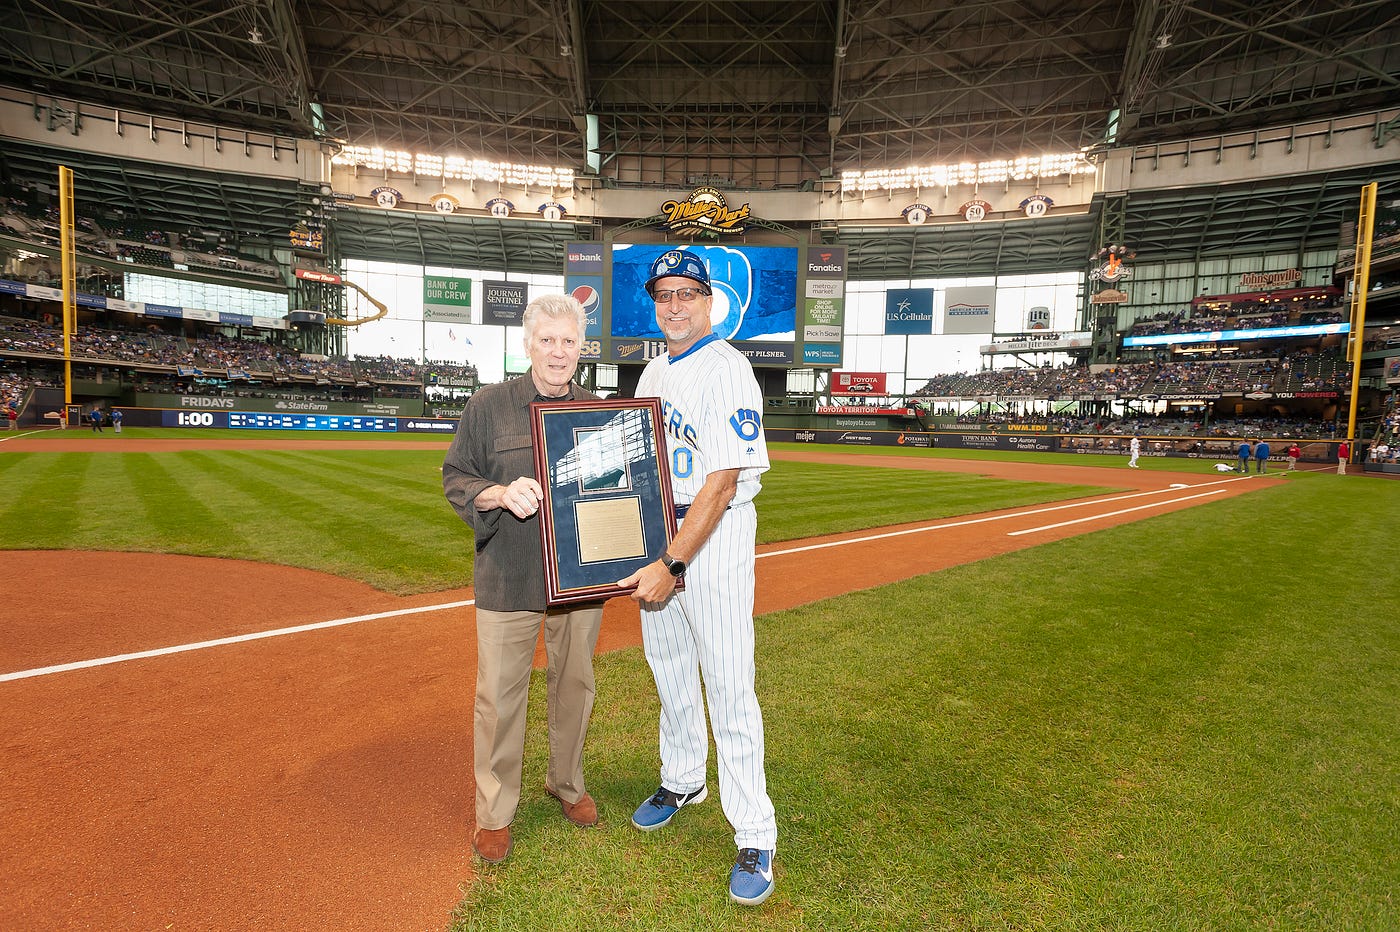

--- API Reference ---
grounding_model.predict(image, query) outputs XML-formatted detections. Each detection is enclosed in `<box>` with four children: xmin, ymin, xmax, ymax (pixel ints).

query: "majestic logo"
<box><xmin>370</xmin><ymin>186</ymin><xmax>402</xmax><ymax>209</ymax></box>
<box><xmin>430</xmin><ymin>193</ymin><xmax>459</xmax><ymax>214</ymax></box>
<box><xmin>659</xmin><ymin>186</ymin><xmax>750</xmax><ymax>235</ymax></box>
<box><xmin>486</xmin><ymin>197</ymin><xmax>514</xmax><ymax>218</ymax></box>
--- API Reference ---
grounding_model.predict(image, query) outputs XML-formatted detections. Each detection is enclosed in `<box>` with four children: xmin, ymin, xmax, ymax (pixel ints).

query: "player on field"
<box><xmin>618</xmin><ymin>249</ymin><xmax>778</xmax><ymax>906</ymax></box>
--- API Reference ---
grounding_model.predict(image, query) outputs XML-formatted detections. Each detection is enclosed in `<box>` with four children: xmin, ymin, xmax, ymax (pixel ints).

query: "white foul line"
<box><xmin>760</xmin><ymin>475</ymin><xmax>1250</xmax><ymax>558</ymax></box>
<box><xmin>4</xmin><ymin>474</ymin><xmax>1257</xmax><ymax>682</ymax></box>
<box><xmin>0</xmin><ymin>599</ymin><xmax>476</xmax><ymax>683</ymax></box>
<box><xmin>1007</xmin><ymin>487</ymin><xmax>1228</xmax><ymax>536</ymax></box>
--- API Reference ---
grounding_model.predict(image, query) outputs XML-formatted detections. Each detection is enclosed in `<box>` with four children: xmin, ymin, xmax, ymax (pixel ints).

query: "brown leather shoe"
<box><xmin>545</xmin><ymin>786</ymin><xmax>599</xmax><ymax>827</ymax></box>
<box><xmin>472</xmin><ymin>826</ymin><xmax>512</xmax><ymax>864</ymax></box>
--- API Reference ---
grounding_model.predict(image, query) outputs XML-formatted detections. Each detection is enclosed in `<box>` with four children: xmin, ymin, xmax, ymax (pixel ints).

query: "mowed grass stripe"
<box><xmin>120</xmin><ymin>453</ymin><xmax>247</xmax><ymax>554</ymax></box>
<box><xmin>0</xmin><ymin>453</ymin><xmax>98</xmax><ymax>547</ymax></box>
<box><xmin>175</xmin><ymin>449</ymin><xmax>470</xmax><ymax>593</ymax></box>
<box><xmin>220</xmin><ymin>449</ymin><xmax>469</xmax><ymax>591</ymax></box>
<box><xmin>759</xmin><ymin>460</ymin><xmax>1113</xmax><ymax>543</ymax></box>
<box><xmin>247</xmin><ymin>448</ymin><xmax>452</xmax><ymax>516</ymax></box>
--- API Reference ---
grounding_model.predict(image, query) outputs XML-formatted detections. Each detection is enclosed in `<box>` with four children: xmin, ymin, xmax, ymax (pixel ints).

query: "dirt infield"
<box><xmin>0</xmin><ymin>438</ymin><xmax>1280</xmax><ymax>930</ymax></box>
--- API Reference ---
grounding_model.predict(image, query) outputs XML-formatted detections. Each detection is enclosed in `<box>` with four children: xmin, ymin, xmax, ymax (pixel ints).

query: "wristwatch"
<box><xmin>660</xmin><ymin>552</ymin><xmax>687</xmax><ymax>577</ymax></box>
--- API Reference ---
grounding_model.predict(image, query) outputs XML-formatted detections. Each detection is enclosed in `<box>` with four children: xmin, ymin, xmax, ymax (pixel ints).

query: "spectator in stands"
<box><xmin>1287</xmin><ymin>442</ymin><xmax>1301</xmax><ymax>471</ymax></box>
<box><xmin>1255</xmin><ymin>439</ymin><xmax>1271</xmax><ymax>473</ymax></box>
<box><xmin>1238</xmin><ymin>439</ymin><xmax>1251</xmax><ymax>473</ymax></box>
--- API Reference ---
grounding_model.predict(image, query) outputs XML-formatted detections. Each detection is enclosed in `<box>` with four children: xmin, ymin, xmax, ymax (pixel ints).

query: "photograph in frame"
<box><xmin>530</xmin><ymin>397</ymin><xmax>682</xmax><ymax>605</ymax></box>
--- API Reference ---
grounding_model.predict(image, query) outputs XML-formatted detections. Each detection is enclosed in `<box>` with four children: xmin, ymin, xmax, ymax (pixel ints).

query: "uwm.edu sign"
<box><xmin>831</xmin><ymin>371</ymin><xmax>886</xmax><ymax>395</ymax></box>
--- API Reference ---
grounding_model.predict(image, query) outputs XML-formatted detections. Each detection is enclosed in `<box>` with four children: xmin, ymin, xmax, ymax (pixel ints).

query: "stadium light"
<box><xmin>840</xmin><ymin>153</ymin><xmax>1094</xmax><ymax>193</ymax></box>
<box><xmin>331</xmin><ymin>146</ymin><xmax>575</xmax><ymax>189</ymax></box>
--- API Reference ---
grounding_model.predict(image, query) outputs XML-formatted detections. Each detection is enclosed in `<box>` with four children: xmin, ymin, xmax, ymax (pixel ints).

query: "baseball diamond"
<box><xmin>7</xmin><ymin>431</ymin><xmax>1386</xmax><ymax>929</ymax></box>
<box><xmin>3</xmin><ymin>1</ymin><xmax>1399</xmax><ymax>928</ymax></box>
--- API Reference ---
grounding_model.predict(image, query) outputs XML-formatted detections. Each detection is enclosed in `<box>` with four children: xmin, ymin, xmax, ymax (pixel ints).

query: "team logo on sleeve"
<box><xmin>729</xmin><ymin>408</ymin><xmax>761</xmax><ymax>441</ymax></box>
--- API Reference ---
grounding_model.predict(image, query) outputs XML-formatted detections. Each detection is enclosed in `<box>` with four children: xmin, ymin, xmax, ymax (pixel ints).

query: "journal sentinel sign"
<box><xmin>884</xmin><ymin>288</ymin><xmax>934</xmax><ymax>335</ymax></box>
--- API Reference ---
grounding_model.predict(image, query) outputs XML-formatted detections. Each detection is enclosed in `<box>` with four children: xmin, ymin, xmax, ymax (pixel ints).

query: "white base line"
<box><xmin>0</xmin><ymin>598</ymin><xmax>476</xmax><ymax>683</ymax></box>
<box><xmin>1008</xmin><ymin>487</ymin><xmax>1228</xmax><ymax>536</ymax></box>
<box><xmin>2</xmin><ymin>474</ymin><xmax>1258</xmax><ymax>683</ymax></box>
<box><xmin>760</xmin><ymin>475</ymin><xmax>1251</xmax><ymax>559</ymax></box>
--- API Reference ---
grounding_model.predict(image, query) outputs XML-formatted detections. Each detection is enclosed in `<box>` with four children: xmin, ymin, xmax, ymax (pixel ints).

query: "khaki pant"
<box><xmin>473</xmin><ymin>604</ymin><xmax>603</xmax><ymax>830</ymax></box>
<box><xmin>1337</xmin><ymin>457</ymin><xmax>1347</xmax><ymax>475</ymax></box>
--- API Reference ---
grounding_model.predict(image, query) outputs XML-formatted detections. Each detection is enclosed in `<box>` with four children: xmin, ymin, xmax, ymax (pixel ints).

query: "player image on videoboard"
<box><xmin>610</xmin><ymin>243</ymin><xmax>798</xmax><ymax>342</ymax></box>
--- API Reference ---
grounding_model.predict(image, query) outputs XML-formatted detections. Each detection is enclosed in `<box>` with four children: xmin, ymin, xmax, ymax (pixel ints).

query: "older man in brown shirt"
<box><xmin>443</xmin><ymin>292</ymin><xmax>603</xmax><ymax>864</ymax></box>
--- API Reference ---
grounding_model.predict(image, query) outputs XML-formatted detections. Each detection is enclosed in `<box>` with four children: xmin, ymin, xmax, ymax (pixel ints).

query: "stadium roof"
<box><xmin>2</xmin><ymin>1</ymin><xmax>1399</xmax><ymax>275</ymax></box>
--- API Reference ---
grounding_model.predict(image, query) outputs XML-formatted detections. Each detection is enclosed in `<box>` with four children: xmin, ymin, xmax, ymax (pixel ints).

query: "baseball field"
<box><xmin>1</xmin><ymin>429</ymin><xmax>1396</xmax><ymax>931</ymax></box>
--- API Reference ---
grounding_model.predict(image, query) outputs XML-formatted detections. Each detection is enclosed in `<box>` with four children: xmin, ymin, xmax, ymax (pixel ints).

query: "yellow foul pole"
<box><xmin>1344</xmin><ymin>182</ymin><xmax>1377</xmax><ymax>454</ymax></box>
<box><xmin>59</xmin><ymin>166</ymin><xmax>77</xmax><ymax>408</ymax></box>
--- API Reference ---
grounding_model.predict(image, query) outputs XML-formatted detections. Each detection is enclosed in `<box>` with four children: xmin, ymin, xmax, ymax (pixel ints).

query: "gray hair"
<box><xmin>522</xmin><ymin>292</ymin><xmax>587</xmax><ymax>343</ymax></box>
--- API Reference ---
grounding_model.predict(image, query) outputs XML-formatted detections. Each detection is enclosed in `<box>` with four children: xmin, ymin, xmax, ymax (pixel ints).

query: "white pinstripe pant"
<box><xmin>641</xmin><ymin>502</ymin><xmax>777</xmax><ymax>850</ymax></box>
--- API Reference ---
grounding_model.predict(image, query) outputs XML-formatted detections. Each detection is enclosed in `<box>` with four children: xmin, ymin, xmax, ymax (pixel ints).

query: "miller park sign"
<box><xmin>659</xmin><ymin>186</ymin><xmax>752</xmax><ymax>236</ymax></box>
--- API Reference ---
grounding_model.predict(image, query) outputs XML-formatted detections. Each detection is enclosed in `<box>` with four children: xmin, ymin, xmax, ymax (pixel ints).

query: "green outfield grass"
<box><xmin>0</xmin><ymin>445</ymin><xmax>1110</xmax><ymax>593</ymax></box>
<box><xmin>456</xmin><ymin>475</ymin><xmax>1399</xmax><ymax>931</ymax></box>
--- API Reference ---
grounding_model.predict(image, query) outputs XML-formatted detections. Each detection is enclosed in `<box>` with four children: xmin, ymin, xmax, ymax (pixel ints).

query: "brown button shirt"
<box><xmin>442</xmin><ymin>373</ymin><xmax>599</xmax><ymax>612</ymax></box>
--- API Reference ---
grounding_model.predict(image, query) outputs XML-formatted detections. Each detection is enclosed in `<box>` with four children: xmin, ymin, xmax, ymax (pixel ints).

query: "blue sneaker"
<box><xmin>630</xmin><ymin>785</ymin><xmax>707</xmax><ymax>831</ymax></box>
<box><xmin>729</xmin><ymin>847</ymin><xmax>775</xmax><ymax>905</ymax></box>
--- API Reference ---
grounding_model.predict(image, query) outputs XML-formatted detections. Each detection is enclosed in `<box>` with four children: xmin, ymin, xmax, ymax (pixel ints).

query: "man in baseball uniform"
<box><xmin>1128</xmin><ymin>435</ymin><xmax>1141</xmax><ymax>468</ymax></box>
<box><xmin>617</xmin><ymin>248</ymin><xmax>778</xmax><ymax>906</ymax></box>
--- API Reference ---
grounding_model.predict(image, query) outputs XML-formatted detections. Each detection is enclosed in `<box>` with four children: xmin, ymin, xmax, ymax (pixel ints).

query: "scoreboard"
<box><xmin>229</xmin><ymin>412</ymin><xmax>398</xmax><ymax>431</ymax></box>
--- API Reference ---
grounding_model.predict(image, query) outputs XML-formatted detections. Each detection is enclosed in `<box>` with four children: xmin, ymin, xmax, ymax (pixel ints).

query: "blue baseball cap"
<box><xmin>643</xmin><ymin>249</ymin><xmax>711</xmax><ymax>295</ymax></box>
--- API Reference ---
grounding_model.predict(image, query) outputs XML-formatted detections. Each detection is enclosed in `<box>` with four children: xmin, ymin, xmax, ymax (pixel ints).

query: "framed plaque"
<box><xmin>531</xmin><ymin>397</ymin><xmax>682</xmax><ymax>605</ymax></box>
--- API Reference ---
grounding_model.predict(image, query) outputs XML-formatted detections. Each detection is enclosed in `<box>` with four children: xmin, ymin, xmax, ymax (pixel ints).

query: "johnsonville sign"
<box><xmin>1239</xmin><ymin>269</ymin><xmax>1302</xmax><ymax>290</ymax></box>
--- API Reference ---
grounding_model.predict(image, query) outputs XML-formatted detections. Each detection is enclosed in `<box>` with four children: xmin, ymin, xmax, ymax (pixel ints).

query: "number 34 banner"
<box><xmin>530</xmin><ymin>398</ymin><xmax>683</xmax><ymax>605</ymax></box>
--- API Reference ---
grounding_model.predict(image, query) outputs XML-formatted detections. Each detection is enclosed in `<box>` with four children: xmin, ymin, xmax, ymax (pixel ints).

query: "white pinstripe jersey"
<box><xmin>637</xmin><ymin>334</ymin><xmax>769</xmax><ymax>504</ymax></box>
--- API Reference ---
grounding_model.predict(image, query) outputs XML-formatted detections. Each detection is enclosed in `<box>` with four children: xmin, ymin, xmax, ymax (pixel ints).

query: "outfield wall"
<box><xmin>24</xmin><ymin>391</ymin><xmax>1350</xmax><ymax>462</ymax></box>
<box><xmin>766</xmin><ymin>427</ymin><xmax>1345</xmax><ymax>464</ymax></box>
